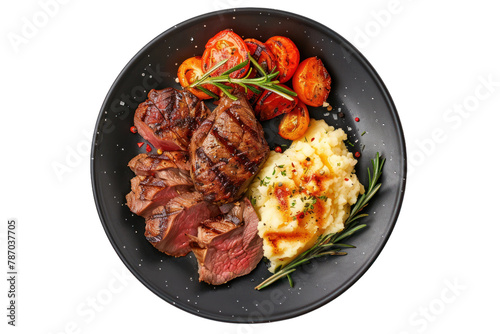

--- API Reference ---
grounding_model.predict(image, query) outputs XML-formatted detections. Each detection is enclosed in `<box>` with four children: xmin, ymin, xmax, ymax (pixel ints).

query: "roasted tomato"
<box><xmin>265</xmin><ymin>36</ymin><xmax>300</xmax><ymax>83</ymax></box>
<box><xmin>278</xmin><ymin>101</ymin><xmax>310</xmax><ymax>140</ymax></box>
<box><xmin>201</xmin><ymin>29</ymin><xmax>250</xmax><ymax>78</ymax></box>
<box><xmin>292</xmin><ymin>57</ymin><xmax>331</xmax><ymax>107</ymax></box>
<box><xmin>244</xmin><ymin>38</ymin><xmax>277</xmax><ymax>74</ymax></box>
<box><xmin>254</xmin><ymin>84</ymin><xmax>298</xmax><ymax>121</ymax></box>
<box><xmin>177</xmin><ymin>56</ymin><xmax>219</xmax><ymax>99</ymax></box>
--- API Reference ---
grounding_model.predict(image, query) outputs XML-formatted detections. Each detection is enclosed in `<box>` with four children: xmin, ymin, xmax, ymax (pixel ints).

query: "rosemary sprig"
<box><xmin>188</xmin><ymin>54</ymin><xmax>297</xmax><ymax>101</ymax></box>
<box><xmin>255</xmin><ymin>152</ymin><xmax>385</xmax><ymax>290</ymax></box>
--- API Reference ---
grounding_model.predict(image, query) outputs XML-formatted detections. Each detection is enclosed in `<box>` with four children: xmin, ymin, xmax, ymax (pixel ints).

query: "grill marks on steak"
<box><xmin>188</xmin><ymin>198</ymin><xmax>263</xmax><ymax>285</ymax></box>
<box><xmin>145</xmin><ymin>192</ymin><xmax>220</xmax><ymax>257</ymax></box>
<box><xmin>190</xmin><ymin>92</ymin><xmax>270</xmax><ymax>204</ymax></box>
<box><xmin>128</xmin><ymin>151</ymin><xmax>192</xmax><ymax>186</ymax></box>
<box><xmin>134</xmin><ymin>88</ymin><xmax>210</xmax><ymax>151</ymax></box>
<box><xmin>125</xmin><ymin>151</ymin><xmax>194</xmax><ymax>217</ymax></box>
<box><xmin>125</xmin><ymin>175</ymin><xmax>192</xmax><ymax>218</ymax></box>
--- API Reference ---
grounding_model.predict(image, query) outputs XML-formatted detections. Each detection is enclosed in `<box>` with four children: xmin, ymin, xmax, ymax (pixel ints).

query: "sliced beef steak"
<box><xmin>145</xmin><ymin>192</ymin><xmax>220</xmax><ymax>257</ymax></box>
<box><xmin>188</xmin><ymin>198</ymin><xmax>263</xmax><ymax>285</ymax></box>
<box><xmin>189</xmin><ymin>92</ymin><xmax>269</xmax><ymax>204</ymax></box>
<box><xmin>125</xmin><ymin>175</ymin><xmax>192</xmax><ymax>217</ymax></box>
<box><xmin>128</xmin><ymin>151</ymin><xmax>192</xmax><ymax>186</ymax></box>
<box><xmin>134</xmin><ymin>88</ymin><xmax>210</xmax><ymax>151</ymax></box>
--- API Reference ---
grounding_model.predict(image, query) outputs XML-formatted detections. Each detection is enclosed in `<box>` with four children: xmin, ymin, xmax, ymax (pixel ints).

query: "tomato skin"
<box><xmin>265</xmin><ymin>36</ymin><xmax>300</xmax><ymax>83</ymax></box>
<box><xmin>244</xmin><ymin>38</ymin><xmax>277</xmax><ymax>74</ymax></box>
<box><xmin>278</xmin><ymin>101</ymin><xmax>310</xmax><ymax>140</ymax></box>
<box><xmin>254</xmin><ymin>84</ymin><xmax>298</xmax><ymax>121</ymax></box>
<box><xmin>177</xmin><ymin>56</ymin><xmax>219</xmax><ymax>99</ymax></box>
<box><xmin>201</xmin><ymin>29</ymin><xmax>250</xmax><ymax>78</ymax></box>
<box><xmin>242</xmin><ymin>38</ymin><xmax>278</xmax><ymax>104</ymax></box>
<box><xmin>292</xmin><ymin>56</ymin><xmax>331</xmax><ymax>107</ymax></box>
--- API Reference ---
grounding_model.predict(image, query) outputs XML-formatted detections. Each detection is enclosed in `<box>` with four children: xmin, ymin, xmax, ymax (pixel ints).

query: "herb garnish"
<box><xmin>255</xmin><ymin>152</ymin><xmax>385</xmax><ymax>290</ymax></box>
<box><xmin>189</xmin><ymin>54</ymin><xmax>296</xmax><ymax>101</ymax></box>
<box><xmin>258</xmin><ymin>176</ymin><xmax>271</xmax><ymax>187</ymax></box>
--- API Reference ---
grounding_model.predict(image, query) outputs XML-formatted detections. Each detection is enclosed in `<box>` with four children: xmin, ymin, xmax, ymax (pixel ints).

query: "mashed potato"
<box><xmin>247</xmin><ymin>119</ymin><xmax>364</xmax><ymax>272</ymax></box>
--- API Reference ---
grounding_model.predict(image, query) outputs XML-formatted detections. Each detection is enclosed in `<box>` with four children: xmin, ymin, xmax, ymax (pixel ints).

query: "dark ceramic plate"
<box><xmin>91</xmin><ymin>7</ymin><xmax>406</xmax><ymax>323</ymax></box>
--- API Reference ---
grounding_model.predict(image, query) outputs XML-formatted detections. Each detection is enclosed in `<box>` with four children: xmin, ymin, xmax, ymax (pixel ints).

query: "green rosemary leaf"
<box><xmin>222</xmin><ymin>59</ymin><xmax>249</xmax><ymax>76</ymax></box>
<box><xmin>196</xmin><ymin>86</ymin><xmax>219</xmax><ymax>100</ymax></box>
<box><xmin>335</xmin><ymin>225</ymin><xmax>367</xmax><ymax>243</ymax></box>
<box><xmin>247</xmin><ymin>85</ymin><xmax>262</xmax><ymax>94</ymax></box>
<box><xmin>287</xmin><ymin>274</ymin><xmax>294</xmax><ymax>288</ymax></box>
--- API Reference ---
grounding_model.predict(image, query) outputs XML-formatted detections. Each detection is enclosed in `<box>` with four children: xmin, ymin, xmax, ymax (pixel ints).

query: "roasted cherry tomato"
<box><xmin>265</xmin><ymin>36</ymin><xmax>300</xmax><ymax>83</ymax></box>
<box><xmin>244</xmin><ymin>38</ymin><xmax>277</xmax><ymax>74</ymax></box>
<box><xmin>177</xmin><ymin>56</ymin><xmax>219</xmax><ymax>99</ymax></box>
<box><xmin>292</xmin><ymin>56</ymin><xmax>331</xmax><ymax>107</ymax></box>
<box><xmin>254</xmin><ymin>84</ymin><xmax>298</xmax><ymax>121</ymax></box>
<box><xmin>201</xmin><ymin>29</ymin><xmax>250</xmax><ymax>78</ymax></box>
<box><xmin>278</xmin><ymin>101</ymin><xmax>310</xmax><ymax>140</ymax></box>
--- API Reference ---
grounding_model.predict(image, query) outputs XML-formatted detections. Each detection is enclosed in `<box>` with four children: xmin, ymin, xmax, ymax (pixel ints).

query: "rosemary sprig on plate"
<box><xmin>255</xmin><ymin>152</ymin><xmax>385</xmax><ymax>290</ymax></box>
<box><xmin>188</xmin><ymin>54</ymin><xmax>296</xmax><ymax>101</ymax></box>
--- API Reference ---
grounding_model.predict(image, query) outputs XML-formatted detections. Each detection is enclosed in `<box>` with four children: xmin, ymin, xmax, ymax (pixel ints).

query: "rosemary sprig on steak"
<box><xmin>255</xmin><ymin>152</ymin><xmax>385</xmax><ymax>290</ymax></box>
<box><xmin>189</xmin><ymin>54</ymin><xmax>297</xmax><ymax>101</ymax></box>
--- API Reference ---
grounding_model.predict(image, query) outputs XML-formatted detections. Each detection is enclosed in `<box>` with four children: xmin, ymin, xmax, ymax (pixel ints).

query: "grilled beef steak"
<box><xmin>144</xmin><ymin>192</ymin><xmax>220</xmax><ymax>257</ymax></box>
<box><xmin>189</xmin><ymin>92</ymin><xmax>269</xmax><ymax>204</ymax></box>
<box><xmin>128</xmin><ymin>151</ymin><xmax>192</xmax><ymax>185</ymax></box>
<box><xmin>188</xmin><ymin>198</ymin><xmax>263</xmax><ymax>285</ymax></box>
<box><xmin>134</xmin><ymin>88</ymin><xmax>210</xmax><ymax>151</ymax></box>
<box><xmin>125</xmin><ymin>175</ymin><xmax>192</xmax><ymax>217</ymax></box>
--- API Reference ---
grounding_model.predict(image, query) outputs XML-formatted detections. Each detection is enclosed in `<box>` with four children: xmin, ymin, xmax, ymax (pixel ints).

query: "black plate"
<box><xmin>91</xmin><ymin>7</ymin><xmax>406</xmax><ymax>323</ymax></box>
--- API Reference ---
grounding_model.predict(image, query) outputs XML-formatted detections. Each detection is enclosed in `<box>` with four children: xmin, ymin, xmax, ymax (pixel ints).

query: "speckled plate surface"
<box><xmin>91</xmin><ymin>7</ymin><xmax>406</xmax><ymax>323</ymax></box>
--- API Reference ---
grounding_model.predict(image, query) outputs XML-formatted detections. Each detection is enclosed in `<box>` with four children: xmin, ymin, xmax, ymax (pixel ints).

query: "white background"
<box><xmin>2</xmin><ymin>0</ymin><xmax>499</xmax><ymax>333</ymax></box>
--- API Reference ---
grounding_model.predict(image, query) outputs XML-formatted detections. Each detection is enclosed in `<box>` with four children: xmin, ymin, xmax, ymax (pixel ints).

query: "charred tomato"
<box><xmin>201</xmin><ymin>29</ymin><xmax>250</xmax><ymax>78</ymax></box>
<box><xmin>177</xmin><ymin>56</ymin><xmax>219</xmax><ymax>99</ymax></box>
<box><xmin>278</xmin><ymin>101</ymin><xmax>310</xmax><ymax>140</ymax></box>
<box><xmin>265</xmin><ymin>36</ymin><xmax>300</xmax><ymax>83</ymax></box>
<box><xmin>254</xmin><ymin>84</ymin><xmax>298</xmax><ymax>121</ymax></box>
<box><xmin>244</xmin><ymin>38</ymin><xmax>277</xmax><ymax>74</ymax></box>
<box><xmin>292</xmin><ymin>57</ymin><xmax>331</xmax><ymax>107</ymax></box>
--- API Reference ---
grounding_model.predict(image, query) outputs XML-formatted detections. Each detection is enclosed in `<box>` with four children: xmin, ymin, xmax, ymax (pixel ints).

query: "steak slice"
<box><xmin>128</xmin><ymin>151</ymin><xmax>192</xmax><ymax>186</ymax></box>
<box><xmin>125</xmin><ymin>175</ymin><xmax>192</xmax><ymax>218</ymax></box>
<box><xmin>189</xmin><ymin>91</ymin><xmax>269</xmax><ymax>204</ymax></box>
<box><xmin>134</xmin><ymin>88</ymin><xmax>211</xmax><ymax>151</ymax></box>
<box><xmin>188</xmin><ymin>198</ymin><xmax>263</xmax><ymax>285</ymax></box>
<box><xmin>144</xmin><ymin>192</ymin><xmax>220</xmax><ymax>257</ymax></box>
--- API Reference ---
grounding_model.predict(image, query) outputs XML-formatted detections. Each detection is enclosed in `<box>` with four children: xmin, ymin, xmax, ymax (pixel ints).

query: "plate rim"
<box><xmin>91</xmin><ymin>6</ymin><xmax>407</xmax><ymax>323</ymax></box>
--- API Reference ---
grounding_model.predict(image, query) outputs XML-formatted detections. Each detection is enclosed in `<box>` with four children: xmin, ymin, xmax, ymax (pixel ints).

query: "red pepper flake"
<box><xmin>291</xmin><ymin>162</ymin><xmax>295</xmax><ymax>167</ymax></box>
<box><xmin>137</xmin><ymin>142</ymin><xmax>144</xmax><ymax>148</ymax></box>
<box><xmin>292</xmin><ymin>169</ymin><xmax>296</xmax><ymax>173</ymax></box>
<box><xmin>274</xmin><ymin>146</ymin><xmax>282</xmax><ymax>153</ymax></box>
<box><xmin>355</xmin><ymin>151</ymin><xmax>361</xmax><ymax>158</ymax></box>
<box><xmin>345</xmin><ymin>178</ymin><xmax>349</xmax><ymax>181</ymax></box>
<box><xmin>146</xmin><ymin>144</ymin><xmax>152</xmax><ymax>152</ymax></box>
<box><xmin>130</xmin><ymin>126</ymin><xmax>138</xmax><ymax>133</ymax></box>
<box><xmin>311</xmin><ymin>137</ymin><xmax>315</xmax><ymax>142</ymax></box>
<box><xmin>297</xmin><ymin>212</ymin><xmax>305</xmax><ymax>219</ymax></box>
<box><xmin>355</xmin><ymin>117</ymin><xmax>360</xmax><ymax>122</ymax></box>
